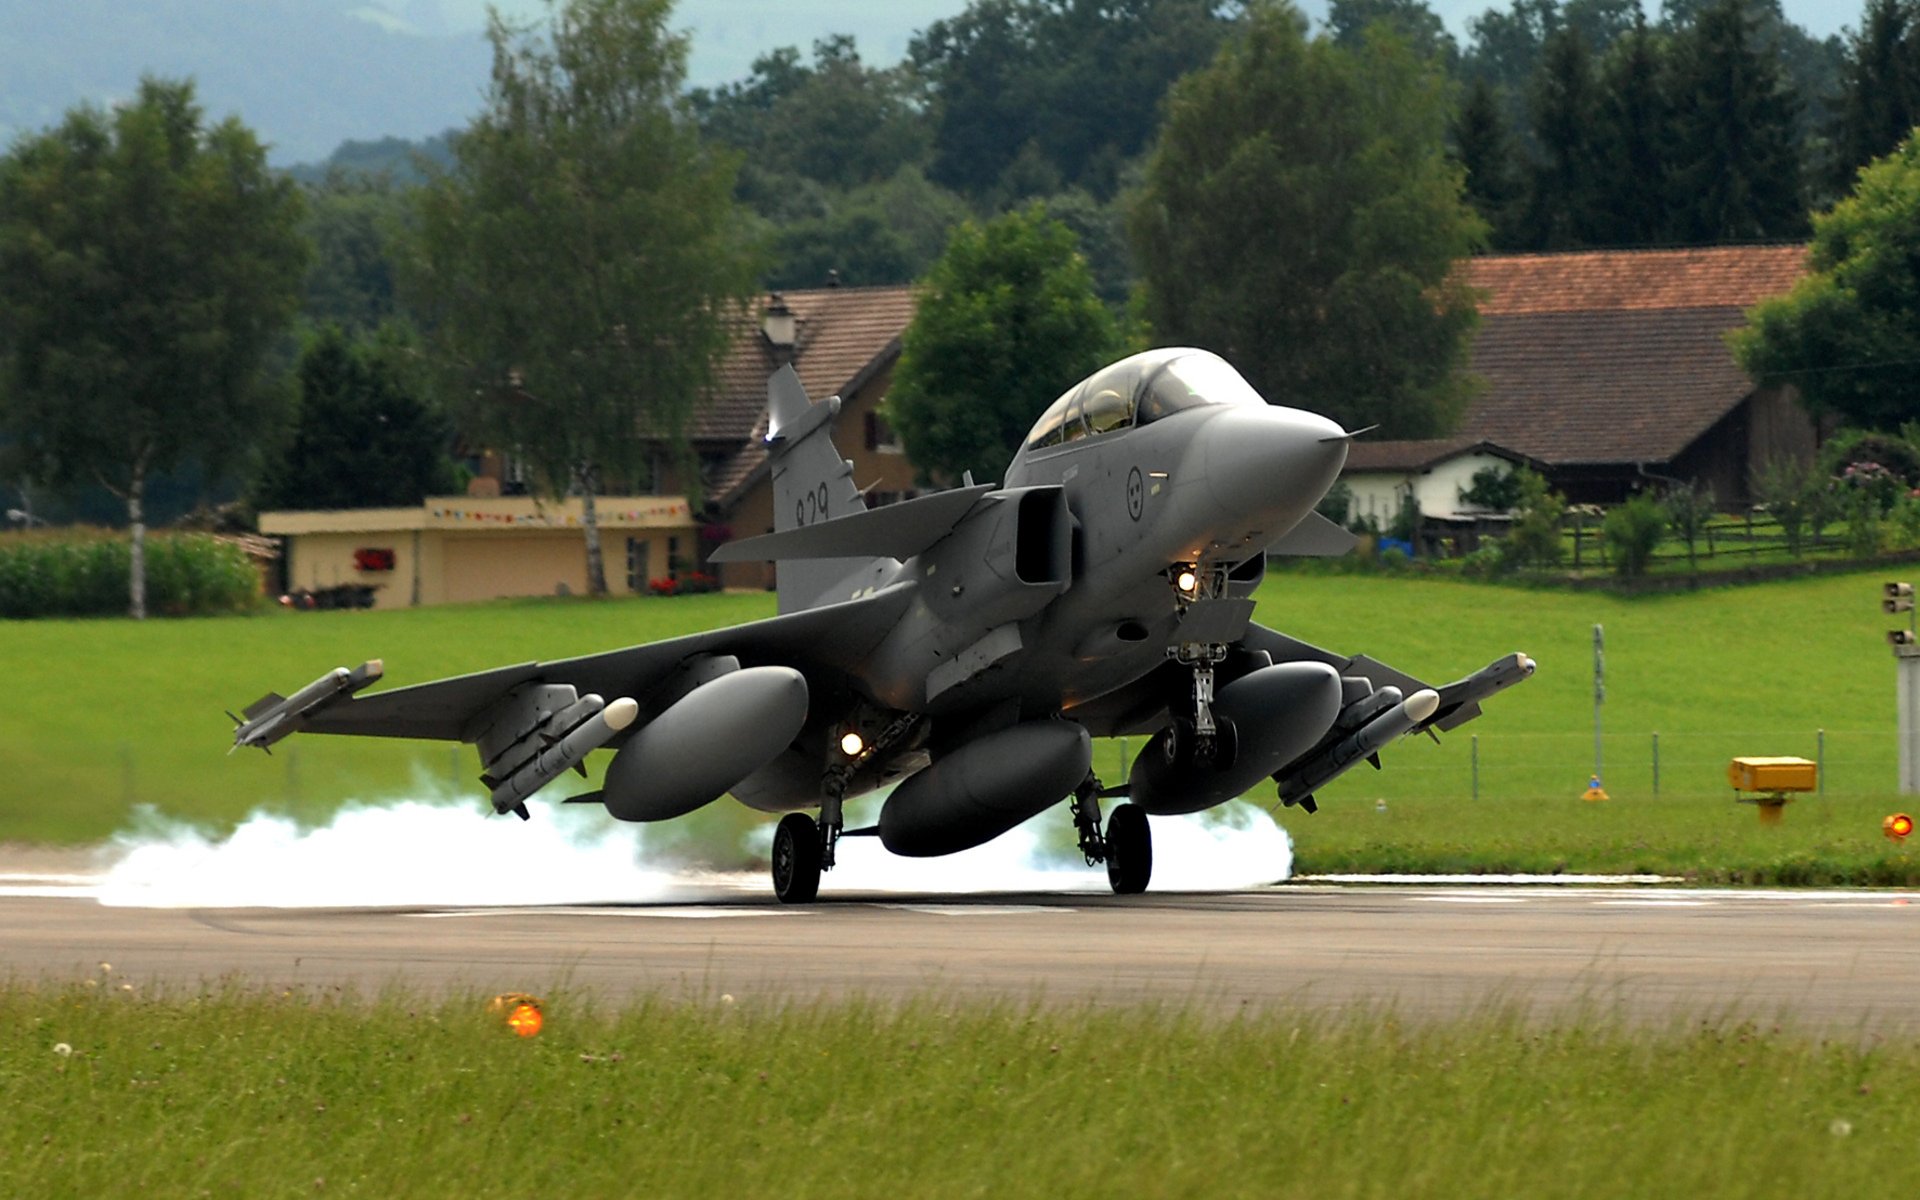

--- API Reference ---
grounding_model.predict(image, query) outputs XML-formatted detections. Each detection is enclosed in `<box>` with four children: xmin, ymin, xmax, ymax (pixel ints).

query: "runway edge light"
<box><xmin>488</xmin><ymin>992</ymin><xmax>545</xmax><ymax>1037</ymax></box>
<box><xmin>1887</xmin><ymin>813</ymin><xmax>1913</xmax><ymax>843</ymax></box>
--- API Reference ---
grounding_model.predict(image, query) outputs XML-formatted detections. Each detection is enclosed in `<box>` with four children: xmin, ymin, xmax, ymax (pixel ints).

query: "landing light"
<box><xmin>1175</xmin><ymin>568</ymin><xmax>1199</xmax><ymax>595</ymax></box>
<box><xmin>1887</xmin><ymin>813</ymin><xmax>1914</xmax><ymax>842</ymax></box>
<box><xmin>840</xmin><ymin>731</ymin><xmax>865</xmax><ymax>757</ymax></box>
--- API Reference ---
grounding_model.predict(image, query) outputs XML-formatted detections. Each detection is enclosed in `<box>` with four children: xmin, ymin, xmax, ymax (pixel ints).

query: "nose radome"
<box><xmin>1201</xmin><ymin>405</ymin><xmax>1349</xmax><ymax>521</ymax></box>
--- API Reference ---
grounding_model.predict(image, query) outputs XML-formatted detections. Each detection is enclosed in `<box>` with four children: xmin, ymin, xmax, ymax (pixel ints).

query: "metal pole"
<box><xmin>1652</xmin><ymin>732</ymin><xmax>1659</xmax><ymax>797</ymax></box>
<box><xmin>1471</xmin><ymin>734</ymin><xmax>1479</xmax><ymax>802</ymax></box>
<box><xmin>1593</xmin><ymin>624</ymin><xmax>1605</xmax><ymax>786</ymax></box>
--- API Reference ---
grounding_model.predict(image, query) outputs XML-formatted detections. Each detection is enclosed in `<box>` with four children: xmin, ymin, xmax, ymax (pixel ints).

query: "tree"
<box><xmin>1128</xmin><ymin>5</ymin><xmax>1483</xmax><ymax>438</ymax></box>
<box><xmin>1827</xmin><ymin>0</ymin><xmax>1920</xmax><ymax>193</ymax></box>
<box><xmin>406</xmin><ymin>0</ymin><xmax>759</xmax><ymax>595</ymax></box>
<box><xmin>910</xmin><ymin>0</ymin><xmax>1237</xmax><ymax>202</ymax></box>
<box><xmin>1521</xmin><ymin>28</ymin><xmax>1606</xmax><ymax>249</ymax></box>
<box><xmin>1664</xmin><ymin>0</ymin><xmax>1806</xmax><ymax>243</ymax></box>
<box><xmin>1452</xmin><ymin>77</ymin><xmax>1524</xmax><ymax>250</ymax></box>
<box><xmin>1593</xmin><ymin>14</ymin><xmax>1673</xmax><ymax>245</ymax></box>
<box><xmin>0</xmin><ymin>77</ymin><xmax>307</xmax><ymax>618</ymax></box>
<box><xmin>888</xmin><ymin>206</ymin><xmax>1123</xmax><ymax>487</ymax></box>
<box><xmin>256</xmin><ymin>327</ymin><xmax>458</xmax><ymax>512</ymax></box>
<box><xmin>1329</xmin><ymin>0</ymin><xmax>1457</xmax><ymax>64</ymax></box>
<box><xmin>1733</xmin><ymin>132</ymin><xmax>1920</xmax><ymax>430</ymax></box>
<box><xmin>691</xmin><ymin>36</ymin><xmax>928</xmax><ymax>191</ymax></box>
<box><xmin>302</xmin><ymin>173</ymin><xmax>409</xmax><ymax>332</ymax></box>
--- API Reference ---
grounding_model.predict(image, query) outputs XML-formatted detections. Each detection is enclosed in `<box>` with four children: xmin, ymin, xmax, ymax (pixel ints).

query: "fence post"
<box><xmin>1652</xmin><ymin>731</ymin><xmax>1660</xmax><ymax>797</ymax></box>
<box><xmin>285</xmin><ymin>746</ymin><xmax>299</xmax><ymax>804</ymax></box>
<box><xmin>450</xmin><ymin>746</ymin><xmax>461</xmax><ymax>792</ymax></box>
<box><xmin>1471</xmin><ymin>734</ymin><xmax>1479</xmax><ymax>801</ymax></box>
<box><xmin>1817</xmin><ymin>728</ymin><xmax>1825</xmax><ymax>795</ymax></box>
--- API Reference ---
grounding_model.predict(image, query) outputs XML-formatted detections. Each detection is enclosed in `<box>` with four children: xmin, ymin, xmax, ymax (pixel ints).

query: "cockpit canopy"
<box><xmin>1021</xmin><ymin>348</ymin><xmax>1267</xmax><ymax>455</ymax></box>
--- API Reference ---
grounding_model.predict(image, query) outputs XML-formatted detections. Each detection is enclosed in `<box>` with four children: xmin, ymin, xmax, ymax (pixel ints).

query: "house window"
<box><xmin>865</xmin><ymin>409</ymin><xmax>904</xmax><ymax>454</ymax></box>
<box><xmin>667</xmin><ymin>535</ymin><xmax>681</xmax><ymax>581</ymax></box>
<box><xmin>625</xmin><ymin>538</ymin><xmax>649</xmax><ymax>592</ymax></box>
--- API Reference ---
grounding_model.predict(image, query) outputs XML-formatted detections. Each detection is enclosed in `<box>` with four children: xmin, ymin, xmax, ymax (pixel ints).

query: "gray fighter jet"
<box><xmin>230</xmin><ymin>348</ymin><xmax>1533</xmax><ymax>902</ymax></box>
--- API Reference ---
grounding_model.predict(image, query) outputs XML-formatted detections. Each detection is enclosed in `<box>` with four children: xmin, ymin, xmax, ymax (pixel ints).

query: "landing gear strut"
<box><xmin>1165</xmin><ymin>645</ymin><xmax>1237</xmax><ymax>770</ymax></box>
<box><xmin>1069</xmin><ymin>775</ymin><xmax>1106</xmax><ymax>865</ymax></box>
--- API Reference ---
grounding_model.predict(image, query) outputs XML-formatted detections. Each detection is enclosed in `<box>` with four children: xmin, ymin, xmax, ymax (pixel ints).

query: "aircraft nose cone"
<box><xmin>1200</xmin><ymin>405</ymin><xmax>1348</xmax><ymax>522</ymax></box>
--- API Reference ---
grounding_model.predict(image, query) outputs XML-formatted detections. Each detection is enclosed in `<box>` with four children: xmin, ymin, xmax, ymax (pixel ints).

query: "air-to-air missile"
<box><xmin>229</xmin><ymin>660</ymin><xmax>385</xmax><ymax>753</ymax></box>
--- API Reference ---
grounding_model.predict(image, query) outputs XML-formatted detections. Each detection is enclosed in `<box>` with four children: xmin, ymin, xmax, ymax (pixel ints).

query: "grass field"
<box><xmin>8</xmin><ymin>981</ymin><xmax>1918</xmax><ymax>1198</ymax></box>
<box><xmin>2</xmin><ymin>568</ymin><xmax>1915</xmax><ymax>881</ymax></box>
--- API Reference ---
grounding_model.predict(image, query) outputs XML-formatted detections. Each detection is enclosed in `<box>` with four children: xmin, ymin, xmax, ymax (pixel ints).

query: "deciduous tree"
<box><xmin>0</xmin><ymin>78</ymin><xmax>307</xmax><ymax>618</ymax></box>
<box><xmin>888</xmin><ymin>206</ymin><xmax>1123</xmax><ymax>487</ymax></box>
<box><xmin>406</xmin><ymin>0</ymin><xmax>759</xmax><ymax>594</ymax></box>
<box><xmin>1128</xmin><ymin>4</ymin><xmax>1482</xmax><ymax>438</ymax></box>
<box><xmin>1733</xmin><ymin>132</ymin><xmax>1920</xmax><ymax>431</ymax></box>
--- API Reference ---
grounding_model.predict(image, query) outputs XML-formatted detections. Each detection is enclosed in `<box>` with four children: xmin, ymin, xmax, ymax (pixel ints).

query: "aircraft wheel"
<box><xmin>1213</xmin><ymin>716</ymin><xmax>1239</xmax><ymax>770</ymax></box>
<box><xmin>1105</xmin><ymin>803</ymin><xmax>1152</xmax><ymax>895</ymax></box>
<box><xmin>771</xmin><ymin>812</ymin><xmax>822</xmax><ymax>904</ymax></box>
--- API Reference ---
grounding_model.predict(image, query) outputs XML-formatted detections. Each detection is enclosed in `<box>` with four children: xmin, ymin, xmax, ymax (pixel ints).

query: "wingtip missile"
<box><xmin>229</xmin><ymin>660</ymin><xmax>385</xmax><ymax>753</ymax></box>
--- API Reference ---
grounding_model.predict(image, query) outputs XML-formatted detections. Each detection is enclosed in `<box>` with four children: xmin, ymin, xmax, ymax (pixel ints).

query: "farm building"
<box><xmin>1453</xmin><ymin>245</ymin><xmax>1815</xmax><ymax>507</ymax></box>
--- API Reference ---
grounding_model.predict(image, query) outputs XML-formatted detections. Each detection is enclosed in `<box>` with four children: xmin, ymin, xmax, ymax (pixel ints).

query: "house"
<box><xmin>673</xmin><ymin>286</ymin><xmax>922</xmax><ymax>590</ymax></box>
<box><xmin>1340</xmin><ymin>437</ymin><xmax>1541</xmax><ymax>553</ymax></box>
<box><xmin>1456</xmin><ymin>245</ymin><xmax>1814</xmax><ymax>507</ymax></box>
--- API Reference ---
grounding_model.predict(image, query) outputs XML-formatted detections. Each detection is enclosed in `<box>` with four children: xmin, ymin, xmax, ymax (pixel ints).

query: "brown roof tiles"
<box><xmin>1457</xmin><ymin>246</ymin><xmax>1808</xmax><ymax>466</ymax></box>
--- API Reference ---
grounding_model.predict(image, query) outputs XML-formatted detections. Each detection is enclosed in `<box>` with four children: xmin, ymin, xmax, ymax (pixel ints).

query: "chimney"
<box><xmin>763</xmin><ymin>293</ymin><xmax>796</xmax><ymax>363</ymax></box>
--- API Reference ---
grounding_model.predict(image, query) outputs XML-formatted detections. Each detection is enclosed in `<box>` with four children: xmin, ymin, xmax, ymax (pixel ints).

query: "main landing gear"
<box><xmin>1068</xmin><ymin>775</ymin><xmax>1153</xmax><ymax>895</ymax></box>
<box><xmin>771</xmin><ymin>812</ymin><xmax>822</xmax><ymax>904</ymax></box>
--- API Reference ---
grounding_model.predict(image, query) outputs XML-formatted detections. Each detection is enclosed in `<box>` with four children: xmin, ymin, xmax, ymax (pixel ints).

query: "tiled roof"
<box><xmin>1456</xmin><ymin>246</ymin><xmax>1809</xmax><ymax>466</ymax></box>
<box><xmin>695</xmin><ymin>285</ymin><xmax>918</xmax><ymax>505</ymax></box>
<box><xmin>1462</xmin><ymin>245</ymin><xmax>1807</xmax><ymax>315</ymax></box>
<box><xmin>1344</xmin><ymin>437</ymin><xmax>1528</xmax><ymax>474</ymax></box>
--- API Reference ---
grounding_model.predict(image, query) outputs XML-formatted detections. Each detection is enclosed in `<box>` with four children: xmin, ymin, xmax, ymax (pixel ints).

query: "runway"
<box><xmin>6</xmin><ymin>874</ymin><xmax>1919</xmax><ymax>1027</ymax></box>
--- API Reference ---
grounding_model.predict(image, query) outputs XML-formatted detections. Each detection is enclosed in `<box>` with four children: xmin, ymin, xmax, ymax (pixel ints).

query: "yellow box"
<box><xmin>1727</xmin><ymin>756</ymin><xmax>1818</xmax><ymax>793</ymax></box>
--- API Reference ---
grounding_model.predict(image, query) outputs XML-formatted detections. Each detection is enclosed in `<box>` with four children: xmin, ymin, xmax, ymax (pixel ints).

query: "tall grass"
<box><xmin>6</xmin><ymin>981</ymin><xmax>1917</xmax><ymax>1198</ymax></box>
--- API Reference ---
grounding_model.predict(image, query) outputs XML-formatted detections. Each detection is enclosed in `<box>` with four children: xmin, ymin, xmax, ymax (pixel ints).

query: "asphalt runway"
<box><xmin>6</xmin><ymin>875</ymin><xmax>1919</xmax><ymax>1027</ymax></box>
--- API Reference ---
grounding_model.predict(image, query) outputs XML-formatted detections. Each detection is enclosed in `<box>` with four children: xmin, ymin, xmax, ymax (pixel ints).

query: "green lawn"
<box><xmin>9</xmin><ymin>983</ymin><xmax>1918</xmax><ymax>1199</ymax></box>
<box><xmin>2</xmin><ymin>569</ymin><xmax>1915</xmax><ymax>880</ymax></box>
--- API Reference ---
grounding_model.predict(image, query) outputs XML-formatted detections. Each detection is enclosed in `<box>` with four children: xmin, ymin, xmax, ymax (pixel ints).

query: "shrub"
<box><xmin>1603</xmin><ymin>494</ymin><xmax>1667</xmax><ymax>577</ymax></box>
<box><xmin>0</xmin><ymin>532</ymin><xmax>260</xmax><ymax>618</ymax></box>
<box><xmin>1500</xmin><ymin>469</ymin><xmax>1564</xmax><ymax>570</ymax></box>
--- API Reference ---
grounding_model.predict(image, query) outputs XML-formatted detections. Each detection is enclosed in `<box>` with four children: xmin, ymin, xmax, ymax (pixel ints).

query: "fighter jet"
<box><xmin>229</xmin><ymin>348</ymin><xmax>1533</xmax><ymax>902</ymax></box>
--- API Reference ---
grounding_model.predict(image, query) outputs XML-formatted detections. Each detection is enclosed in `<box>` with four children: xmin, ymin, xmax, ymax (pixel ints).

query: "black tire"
<box><xmin>1105</xmin><ymin>803</ymin><xmax>1152</xmax><ymax>895</ymax></box>
<box><xmin>771</xmin><ymin>812</ymin><xmax>822</xmax><ymax>904</ymax></box>
<box><xmin>1212</xmin><ymin>716</ymin><xmax>1238</xmax><ymax>771</ymax></box>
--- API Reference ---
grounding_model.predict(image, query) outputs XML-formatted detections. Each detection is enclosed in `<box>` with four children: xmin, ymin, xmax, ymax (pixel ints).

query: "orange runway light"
<box><xmin>488</xmin><ymin>992</ymin><xmax>545</xmax><ymax>1037</ymax></box>
<box><xmin>1887</xmin><ymin>813</ymin><xmax>1914</xmax><ymax>843</ymax></box>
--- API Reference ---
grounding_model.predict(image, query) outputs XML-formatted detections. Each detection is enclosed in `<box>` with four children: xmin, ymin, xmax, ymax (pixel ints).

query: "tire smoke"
<box><xmin>86</xmin><ymin>793</ymin><xmax>1292</xmax><ymax>908</ymax></box>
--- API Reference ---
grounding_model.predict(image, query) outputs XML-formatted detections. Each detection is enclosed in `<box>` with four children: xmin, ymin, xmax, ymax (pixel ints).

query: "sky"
<box><xmin>392</xmin><ymin>1</ymin><xmax>1857</xmax><ymax>90</ymax></box>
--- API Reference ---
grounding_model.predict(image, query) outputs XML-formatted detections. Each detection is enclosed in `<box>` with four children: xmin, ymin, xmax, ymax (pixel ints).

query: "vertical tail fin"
<box><xmin>765</xmin><ymin>366</ymin><xmax>871</xmax><ymax>613</ymax></box>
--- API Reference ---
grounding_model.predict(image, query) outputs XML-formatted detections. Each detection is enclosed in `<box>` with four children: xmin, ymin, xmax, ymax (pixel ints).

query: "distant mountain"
<box><xmin>0</xmin><ymin>0</ymin><xmax>488</xmax><ymax>164</ymax></box>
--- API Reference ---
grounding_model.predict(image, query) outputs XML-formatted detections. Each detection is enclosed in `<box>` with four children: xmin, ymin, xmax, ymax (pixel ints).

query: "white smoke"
<box><xmin>87</xmin><ymin>793</ymin><xmax>1291</xmax><ymax>908</ymax></box>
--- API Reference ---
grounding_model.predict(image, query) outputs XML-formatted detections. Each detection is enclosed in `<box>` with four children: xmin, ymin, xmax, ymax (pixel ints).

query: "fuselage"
<box><xmin>830</xmin><ymin>348</ymin><xmax>1347</xmax><ymax>782</ymax></box>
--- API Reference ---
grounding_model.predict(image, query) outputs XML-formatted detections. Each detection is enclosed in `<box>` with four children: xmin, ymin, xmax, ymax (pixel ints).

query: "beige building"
<box><xmin>261</xmin><ymin>495</ymin><xmax>694</xmax><ymax>609</ymax></box>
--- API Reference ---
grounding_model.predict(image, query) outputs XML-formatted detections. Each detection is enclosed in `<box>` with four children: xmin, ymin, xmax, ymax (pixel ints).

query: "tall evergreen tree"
<box><xmin>1594</xmin><ymin>14</ymin><xmax>1673</xmax><ymax>245</ymax></box>
<box><xmin>1522</xmin><ymin>28</ymin><xmax>1606</xmax><ymax>248</ymax></box>
<box><xmin>1828</xmin><ymin>0</ymin><xmax>1920</xmax><ymax>193</ymax></box>
<box><xmin>1664</xmin><ymin>0</ymin><xmax>1806</xmax><ymax>242</ymax></box>
<box><xmin>1452</xmin><ymin>76</ymin><xmax>1524</xmax><ymax>249</ymax></box>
